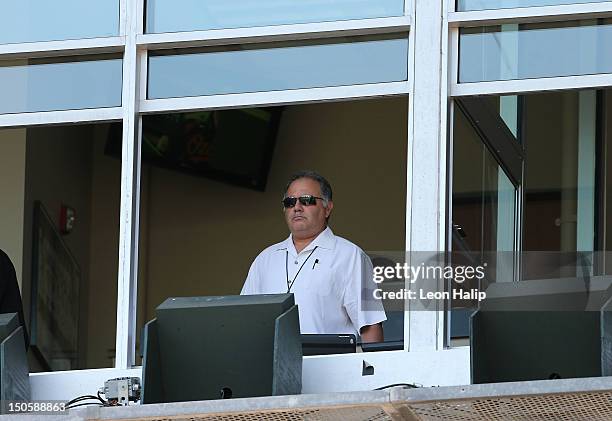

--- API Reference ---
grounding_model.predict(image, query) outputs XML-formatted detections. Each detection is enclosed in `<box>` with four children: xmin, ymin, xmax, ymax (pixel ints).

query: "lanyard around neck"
<box><xmin>286</xmin><ymin>246</ymin><xmax>318</xmax><ymax>293</ymax></box>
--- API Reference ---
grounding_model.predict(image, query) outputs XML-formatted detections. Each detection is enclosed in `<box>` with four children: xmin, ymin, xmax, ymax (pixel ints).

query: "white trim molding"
<box><xmin>140</xmin><ymin>82</ymin><xmax>410</xmax><ymax>114</ymax></box>
<box><xmin>406</xmin><ymin>0</ymin><xmax>448</xmax><ymax>352</ymax></box>
<box><xmin>28</xmin><ymin>348</ymin><xmax>470</xmax><ymax>401</ymax></box>
<box><xmin>137</xmin><ymin>16</ymin><xmax>411</xmax><ymax>50</ymax></box>
<box><xmin>0</xmin><ymin>37</ymin><xmax>124</xmax><ymax>59</ymax></box>
<box><xmin>116</xmin><ymin>0</ymin><xmax>142</xmax><ymax>370</ymax></box>
<box><xmin>451</xmin><ymin>73</ymin><xmax>612</xmax><ymax>97</ymax></box>
<box><xmin>404</xmin><ymin>0</ymin><xmax>417</xmax><ymax>351</ymax></box>
<box><xmin>0</xmin><ymin>108</ymin><xmax>122</xmax><ymax>128</ymax></box>
<box><xmin>449</xmin><ymin>1</ymin><xmax>612</xmax><ymax>27</ymax></box>
<box><xmin>448</xmin><ymin>28</ymin><xmax>459</xmax><ymax>89</ymax></box>
<box><xmin>302</xmin><ymin>347</ymin><xmax>470</xmax><ymax>393</ymax></box>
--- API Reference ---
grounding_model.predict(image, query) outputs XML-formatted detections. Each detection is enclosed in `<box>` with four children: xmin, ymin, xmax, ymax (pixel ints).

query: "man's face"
<box><xmin>284</xmin><ymin>178</ymin><xmax>333</xmax><ymax>239</ymax></box>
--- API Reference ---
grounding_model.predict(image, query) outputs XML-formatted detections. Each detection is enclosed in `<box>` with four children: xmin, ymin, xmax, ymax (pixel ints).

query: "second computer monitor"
<box><xmin>141</xmin><ymin>294</ymin><xmax>302</xmax><ymax>403</ymax></box>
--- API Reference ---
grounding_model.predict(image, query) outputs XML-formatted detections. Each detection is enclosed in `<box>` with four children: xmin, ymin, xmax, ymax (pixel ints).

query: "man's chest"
<box><xmin>260</xmin><ymin>250</ymin><xmax>346</xmax><ymax>299</ymax></box>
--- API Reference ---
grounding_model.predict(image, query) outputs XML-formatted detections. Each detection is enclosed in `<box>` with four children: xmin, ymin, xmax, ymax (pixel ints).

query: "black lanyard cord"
<box><xmin>286</xmin><ymin>246</ymin><xmax>318</xmax><ymax>293</ymax></box>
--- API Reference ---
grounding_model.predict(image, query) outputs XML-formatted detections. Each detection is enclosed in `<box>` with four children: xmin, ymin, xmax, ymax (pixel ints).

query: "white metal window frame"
<box><xmin>0</xmin><ymin>37</ymin><xmax>124</xmax><ymax>59</ymax></box>
<box><xmin>123</xmin><ymin>3</ymin><xmax>417</xmax><ymax>375</ymax></box>
<box><xmin>447</xmin><ymin>1</ymin><xmax>612</xmax><ymax>97</ymax></box>
<box><xmin>137</xmin><ymin>19</ymin><xmax>412</xmax><ymax>114</ymax></box>
<box><xmin>442</xmin><ymin>0</ymin><xmax>612</xmax><ymax>391</ymax></box>
<box><xmin>0</xmin><ymin>0</ymin><xmax>469</xmax><ymax>399</ymax></box>
<box><xmin>11</xmin><ymin>0</ymin><xmax>612</xmax><ymax>400</ymax></box>
<box><xmin>449</xmin><ymin>1</ymin><xmax>612</xmax><ymax>24</ymax></box>
<box><xmin>138</xmin><ymin>16</ymin><xmax>412</xmax><ymax>49</ymax></box>
<box><xmin>0</xmin><ymin>35</ymin><xmax>125</xmax><ymax>129</ymax></box>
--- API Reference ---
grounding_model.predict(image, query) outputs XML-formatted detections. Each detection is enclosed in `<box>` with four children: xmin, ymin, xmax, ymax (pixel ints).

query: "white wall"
<box><xmin>24</xmin><ymin>125</ymin><xmax>95</xmax><ymax>370</ymax></box>
<box><xmin>86</xmin><ymin>125</ymin><xmax>122</xmax><ymax>368</ymax></box>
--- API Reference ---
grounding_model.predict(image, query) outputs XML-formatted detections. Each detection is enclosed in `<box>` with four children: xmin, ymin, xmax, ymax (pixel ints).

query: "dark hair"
<box><xmin>284</xmin><ymin>170</ymin><xmax>333</xmax><ymax>203</ymax></box>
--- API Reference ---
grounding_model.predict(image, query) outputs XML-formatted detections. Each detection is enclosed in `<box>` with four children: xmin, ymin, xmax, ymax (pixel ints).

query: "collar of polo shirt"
<box><xmin>278</xmin><ymin>226</ymin><xmax>336</xmax><ymax>256</ymax></box>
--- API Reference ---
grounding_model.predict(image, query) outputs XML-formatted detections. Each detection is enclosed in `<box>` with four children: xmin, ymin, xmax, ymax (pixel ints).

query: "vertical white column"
<box><xmin>116</xmin><ymin>0</ymin><xmax>144</xmax><ymax>369</ymax></box>
<box><xmin>407</xmin><ymin>0</ymin><xmax>447</xmax><ymax>351</ymax></box>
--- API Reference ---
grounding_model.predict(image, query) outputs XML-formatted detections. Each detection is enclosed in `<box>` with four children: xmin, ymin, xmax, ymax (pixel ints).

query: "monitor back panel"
<box><xmin>156</xmin><ymin>294</ymin><xmax>295</xmax><ymax>401</ymax></box>
<box><xmin>471</xmin><ymin>311</ymin><xmax>602</xmax><ymax>383</ymax></box>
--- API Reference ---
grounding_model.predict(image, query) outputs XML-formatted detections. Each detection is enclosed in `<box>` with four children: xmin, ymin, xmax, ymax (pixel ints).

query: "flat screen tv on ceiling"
<box><xmin>106</xmin><ymin>107</ymin><xmax>283</xmax><ymax>191</ymax></box>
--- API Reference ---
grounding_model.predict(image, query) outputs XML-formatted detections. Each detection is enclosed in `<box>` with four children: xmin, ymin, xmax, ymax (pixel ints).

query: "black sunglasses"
<box><xmin>282</xmin><ymin>195</ymin><xmax>324</xmax><ymax>208</ymax></box>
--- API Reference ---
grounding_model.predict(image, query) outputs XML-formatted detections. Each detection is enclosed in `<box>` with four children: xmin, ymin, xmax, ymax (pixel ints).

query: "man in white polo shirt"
<box><xmin>241</xmin><ymin>171</ymin><xmax>385</xmax><ymax>342</ymax></box>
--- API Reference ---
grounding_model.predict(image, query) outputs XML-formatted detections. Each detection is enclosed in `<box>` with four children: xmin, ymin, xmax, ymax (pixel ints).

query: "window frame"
<box><xmin>445</xmin><ymin>0</ymin><xmax>612</xmax><ymax>371</ymax></box>
<box><xmin>10</xmin><ymin>0</ymin><xmax>612</xmax><ymax>398</ymax></box>
<box><xmin>448</xmin><ymin>2</ymin><xmax>612</xmax><ymax>98</ymax></box>
<box><xmin>0</xmin><ymin>0</ymin><xmax>472</xmax><ymax>398</ymax></box>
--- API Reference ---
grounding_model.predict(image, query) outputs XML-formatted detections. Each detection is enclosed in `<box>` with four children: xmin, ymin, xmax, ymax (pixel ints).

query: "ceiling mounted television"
<box><xmin>106</xmin><ymin>107</ymin><xmax>283</xmax><ymax>191</ymax></box>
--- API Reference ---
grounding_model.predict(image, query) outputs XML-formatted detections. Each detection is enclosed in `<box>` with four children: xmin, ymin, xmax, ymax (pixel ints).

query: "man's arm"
<box><xmin>343</xmin><ymin>249</ymin><xmax>387</xmax><ymax>341</ymax></box>
<box><xmin>360</xmin><ymin>322</ymin><xmax>384</xmax><ymax>343</ymax></box>
<box><xmin>241</xmin><ymin>253</ymin><xmax>262</xmax><ymax>295</ymax></box>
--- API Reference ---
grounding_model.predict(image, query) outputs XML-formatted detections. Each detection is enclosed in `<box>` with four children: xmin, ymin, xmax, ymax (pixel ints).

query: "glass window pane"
<box><xmin>146</xmin><ymin>0</ymin><xmax>404</xmax><ymax>34</ymax></box>
<box><xmin>135</xmin><ymin>98</ymin><xmax>408</xmax><ymax>359</ymax></box>
<box><xmin>1</xmin><ymin>0</ymin><xmax>119</xmax><ymax>44</ymax></box>
<box><xmin>450</xmin><ymin>103</ymin><xmax>517</xmax><ymax>344</ymax></box>
<box><xmin>0</xmin><ymin>57</ymin><xmax>122</xmax><ymax>114</ymax></box>
<box><xmin>453</xmin><ymin>90</ymin><xmax>604</xmax><ymax>282</ymax></box>
<box><xmin>522</xmin><ymin>90</ymin><xmax>597</xmax><ymax>280</ymax></box>
<box><xmin>605</xmin><ymin>90</ymin><xmax>612</xmax><ymax>276</ymax></box>
<box><xmin>452</xmin><ymin>105</ymin><xmax>516</xmax><ymax>284</ymax></box>
<box><xmin>148</xmin><ymin>36</ymin><xmax>408</xmax><ymax>99</ymax></box>
<box><xmin>459</xmin><ymin>20</ymin><xmax>612</xmax><ymax>83</ymax></box>
<box><xmin>0</xmin><ymin>123</ymin><xmax>122</xmax><ymax>371</ymax></box>
<box><xmin>458</xmin><ymin>0</ymin><xmax>610</xmax><ymax>11</ymax></box>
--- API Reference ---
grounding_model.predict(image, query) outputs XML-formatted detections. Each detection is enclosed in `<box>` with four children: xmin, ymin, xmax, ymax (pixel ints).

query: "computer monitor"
<box><xmin>471</xmin><ymin>276</ymin><xmax>612</xmax><ymax>383</ymax></box>
<box><xmin>0</xmin><ymin>313</ymin><xmax>30</xmax><ymax>413</ymax></box>
<box><xmin>141</xmin><ymin>294</ymin><xmax>302</xmax><ymax>403</ymax></box>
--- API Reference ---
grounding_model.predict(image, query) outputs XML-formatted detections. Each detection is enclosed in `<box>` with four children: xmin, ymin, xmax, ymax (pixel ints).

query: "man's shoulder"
<box><xmin>331</xmin><ymin>234</ymin><xmax>368</xmax><ymax>258</ymax></box>
<box><xmin>253</xmin><ymin>240</ymin><xmax>287</xmax><ymax>261</ymax></box>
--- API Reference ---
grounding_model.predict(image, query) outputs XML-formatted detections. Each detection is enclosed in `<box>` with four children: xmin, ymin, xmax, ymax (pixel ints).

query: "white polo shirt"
<box><xmin>241</xmin><ymin>227</ymin><xmax>386</xmax><ymax>336</ymax></box>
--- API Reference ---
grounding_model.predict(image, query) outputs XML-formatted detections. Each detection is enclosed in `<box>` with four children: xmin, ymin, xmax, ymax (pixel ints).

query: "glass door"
<box><xmin>449</xmin><ymin>96</ymin><xmax>522</xmax><ymax>343</ymax></box>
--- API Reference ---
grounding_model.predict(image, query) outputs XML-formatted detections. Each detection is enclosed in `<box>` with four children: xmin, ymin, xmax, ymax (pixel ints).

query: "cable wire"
<box><xmin>66</xmin><ymin>393</ymin><xmax>108</xmax><ymax>409</ymax></box>
<box><xmin>374</xmin><ymin>383</ymin><xmax>420</xmax><ymax>390</ymax></box>
<box><xmin>66</xmin><ymin>402</ymin><xmax>106</xmax><ymax>409</ymax></box>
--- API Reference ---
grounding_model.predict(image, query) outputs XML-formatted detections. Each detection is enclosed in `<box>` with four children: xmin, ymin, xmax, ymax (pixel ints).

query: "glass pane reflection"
<box><xmin>452</xmin><ymin>105</ymin><xmax>516</xmax><ymax>286</ymax></box>
<box><xmin>146</xmin><ymin>0</ymin><xmax>404</xmax><ymax>33</ymax></box>
<box><xmin>459</xmin><ymin>21</ymin><xmax>612</xmax><ymax>83</ymax></box>
<box><xmin>0</xmin><ymin>58</ymin><xmax>122</xmax><ymax>114</ymax></box>
<box><xmin>148</xmin><ymin>36</ymin><xmax>408</xmax><ymax>99</ymax></box>
<box><xmin>0</xmin><ymin>0</ymin><xmax>118</xmax><ymax>44</ymax></box>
